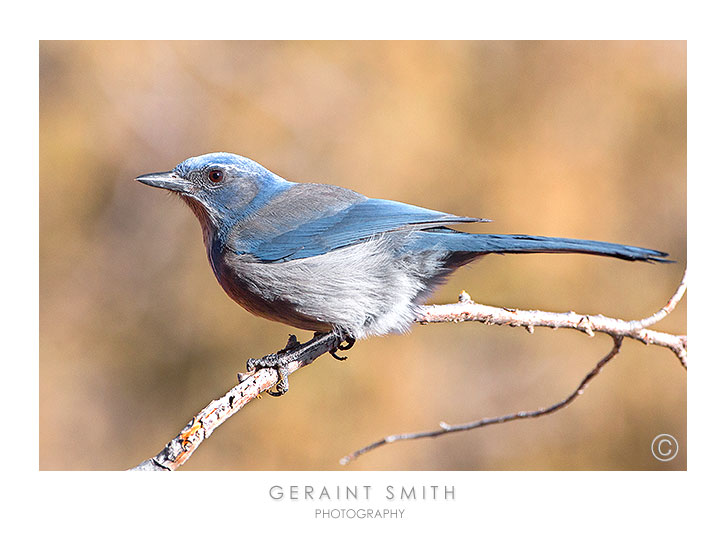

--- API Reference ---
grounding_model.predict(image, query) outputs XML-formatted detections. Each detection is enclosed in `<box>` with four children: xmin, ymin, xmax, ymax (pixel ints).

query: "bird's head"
<box><xmin>136</xmin><ymin>152</ymin><xmax>292</xmax><ymax>236</ymax></box>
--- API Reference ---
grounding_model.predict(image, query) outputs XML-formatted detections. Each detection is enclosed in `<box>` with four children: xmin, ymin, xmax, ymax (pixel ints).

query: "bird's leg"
<box><xmin>244</xmin><ymin>331</ymin><xmax>349</xmax><ymax>396</ymax></box>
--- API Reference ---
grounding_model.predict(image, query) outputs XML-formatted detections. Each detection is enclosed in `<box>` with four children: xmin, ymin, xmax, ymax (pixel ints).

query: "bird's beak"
<box><xmin>135</xmin><ymin>171</ymin><xmax>191</xmax><ymax>194</ymax></box>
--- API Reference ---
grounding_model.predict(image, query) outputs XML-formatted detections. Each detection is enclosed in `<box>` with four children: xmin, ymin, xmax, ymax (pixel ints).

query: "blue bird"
<box><xmin>137</xmin><ymin>152</ymin><xmax>669</xmax><ymax>392</ymax></box>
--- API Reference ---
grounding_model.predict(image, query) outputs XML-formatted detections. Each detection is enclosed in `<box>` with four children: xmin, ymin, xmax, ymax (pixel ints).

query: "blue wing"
<box><xmin>230</xmin><ymin>195</ymin><xmax>483</xmax><ymax>263</ymax></box>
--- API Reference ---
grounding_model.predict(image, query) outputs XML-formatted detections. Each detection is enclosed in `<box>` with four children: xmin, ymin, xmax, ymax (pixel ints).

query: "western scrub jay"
<box><xmin>137</xmin><ymin>152</ymin><xmax>669</xmax><ymax>392</ymax></box>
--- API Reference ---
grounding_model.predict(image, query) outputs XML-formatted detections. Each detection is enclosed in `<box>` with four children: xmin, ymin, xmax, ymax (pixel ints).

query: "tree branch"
<box><xmin>130</xmin><ymin>332</ymin><xmax>342</xmax><ymax>471</ymax></box>
<box><xmin>342</xmin><ymin>270</ymin><xmax>687</xmax><ymax>464</ymax></box>
<box><xmin>340</xmin><ymin>336</ymin><xmax>624</xmax><ymax>465</ymax></box>
<box><xmin>416</xmin><ymin>269</ymin><xmax>687</xmax><ymax>369</ymax></box>
<box><xmin>130</xmin><ymin>270</ymin><xmax>686</xmax><ymax>470</ymax></box>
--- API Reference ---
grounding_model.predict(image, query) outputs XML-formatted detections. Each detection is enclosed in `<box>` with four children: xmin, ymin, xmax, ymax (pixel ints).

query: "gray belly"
<box><xmin>212</xmin><ymin>235</ymin><xmax>452</xmax><ymax>338</ymax></box>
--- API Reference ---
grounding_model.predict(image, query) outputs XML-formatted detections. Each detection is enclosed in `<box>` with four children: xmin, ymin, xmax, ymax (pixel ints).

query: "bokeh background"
<box><xmin>40</xmin><ymin>41</ymin><xmax>686</xmax><ymax>470</ymax></box>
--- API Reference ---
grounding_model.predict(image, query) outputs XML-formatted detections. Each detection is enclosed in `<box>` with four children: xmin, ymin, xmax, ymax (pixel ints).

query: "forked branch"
<box><xmin>342</xmin><ymin>270</ymin><xmax>686</xmax><ymax>464</ymax></box>
<box><xmin>131</xmin><ymin>270</ymin><xmax>686</xmax><ymax>470</ymax></box>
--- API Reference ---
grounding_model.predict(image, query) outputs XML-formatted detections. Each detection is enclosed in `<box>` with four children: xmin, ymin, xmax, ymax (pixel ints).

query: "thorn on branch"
<box><xmin>577</xmin><ymin>316</ymin><xmax>595</xmax><ymax>337</ymax></box>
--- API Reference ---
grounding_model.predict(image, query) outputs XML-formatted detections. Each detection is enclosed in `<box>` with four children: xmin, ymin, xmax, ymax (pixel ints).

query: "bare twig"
<box><xmin>416</xmin><ymin>269</ymin><xmax>687</xmax><ymax>368</ymax></box>
<box><xmin>131</xmin><ymin>271</ymin><xmax>686</xmax><ymax>470</ymax></box>
<box><xmin>340</xmin><ymin>336</ymin><xmax>623</xmax><ymax>465</ymax></box>
<box><xmin>130</xmin><ymin>332</ymin><xmax>342</xmax><ymax>471</ymax></box>
<box><xmin>342</xmin><ymin>271</ymin><xmax>687</xmax><ymax>464</ymax></box>
<box><xmin>629</xmin><ymin>269</ymin><xmax>687</xmax><ymax>329</ymax></box>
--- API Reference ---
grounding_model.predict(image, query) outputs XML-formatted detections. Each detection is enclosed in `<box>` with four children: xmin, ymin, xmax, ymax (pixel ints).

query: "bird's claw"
<box><xmin>267</xmin><ymin>369</ymin><xmax>289</xmax><ymax>396</ymax></box>
<box><xmin>246</xmin><ymin>353</ymin><xmax>291</xmax><ymax>396</ymax></box>
<box><xmin>329</xmin><ymin>335</ymin><xmax>355</xmax><ymax>361</ymax></box>
<box><xmin>329</xmin><ymin>348</ymin><xmax>348</xmax><ymax>361</ymax></box>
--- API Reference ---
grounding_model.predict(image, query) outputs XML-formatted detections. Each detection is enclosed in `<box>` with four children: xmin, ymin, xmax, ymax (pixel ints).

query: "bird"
<box><xmin>137</xmin><ymin>152</ymin><xmax>669</xmax><ymax>393</ymax></box>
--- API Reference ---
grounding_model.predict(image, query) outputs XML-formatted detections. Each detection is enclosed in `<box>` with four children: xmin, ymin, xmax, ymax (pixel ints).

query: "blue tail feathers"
<box><xmin>412</xmin><ymin>230</ymin><xmax>671</xmax><ymax>263</ymax></box>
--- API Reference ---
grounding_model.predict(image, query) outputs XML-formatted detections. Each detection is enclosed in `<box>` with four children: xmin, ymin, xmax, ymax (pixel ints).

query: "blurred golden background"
<box><xmin>40</xmin><ymin>41</ymin><xmax>686</xmax><ymax>470</ymax></box>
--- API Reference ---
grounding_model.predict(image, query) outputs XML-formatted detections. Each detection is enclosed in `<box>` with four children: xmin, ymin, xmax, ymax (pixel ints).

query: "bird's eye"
<box><xmin>208</xmin><ymin>169</ymin><xmax>224</xmax><ymax>183</ymax></box>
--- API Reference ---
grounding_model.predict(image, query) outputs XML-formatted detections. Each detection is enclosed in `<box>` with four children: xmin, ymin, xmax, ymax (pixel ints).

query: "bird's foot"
<box><xmin>329</xmin><ymin>335</ymin><xmax>356</xmax><ymax>361</ymax></box>
<box><xmin>243</xmin><ymin>335</ymin><xmax>303</xmax><ymax>395</ymax></box>
<box><xmin>245</xmin><ymin>352</ymin><xmax>291</xmax><ymax>396</ymax></box>
<box><xmin>244</xmin><ymin>332</ymin><xmax>353</xmax><ymax>396</ymax></box>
